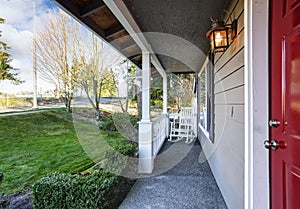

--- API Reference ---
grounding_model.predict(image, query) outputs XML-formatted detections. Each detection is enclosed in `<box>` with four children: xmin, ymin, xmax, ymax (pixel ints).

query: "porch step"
<box><xmin>119</xmin><ymin>140</ymin><xmax>227</xmax><ymax>209</ymax></box>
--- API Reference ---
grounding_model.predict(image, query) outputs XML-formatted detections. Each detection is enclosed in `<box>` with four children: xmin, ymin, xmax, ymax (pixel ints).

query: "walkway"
<box><xmin>120</xmin><ymin>140</ymin><xmax>227</xmax><ymax>209</ymax></box>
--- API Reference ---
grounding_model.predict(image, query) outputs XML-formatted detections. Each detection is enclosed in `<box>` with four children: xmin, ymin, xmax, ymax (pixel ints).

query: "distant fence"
<box><xmin>0</xmin><ymin>97</ymin><xmax>32</xmax><ymax>108</ymax></box>
<box><xmin>0</xmin><ymin>96</ymin><xmax>57</xmax><ymax>108</ymax></box>
<box><xmin>0</xmin><ymin>95</ymin><xmax>125</xmax><ymax>108</ymax></box>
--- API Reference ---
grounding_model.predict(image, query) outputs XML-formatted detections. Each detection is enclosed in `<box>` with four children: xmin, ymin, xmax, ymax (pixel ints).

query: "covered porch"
<box><xmin>54</xmin><ymin>0</ymin><xmax>216</xmax><ymax>174</ymax></box>
<box><xmin>54</xmin><ymin>0</ymin><xmax>270</xmax><ymax>208</ymax></box>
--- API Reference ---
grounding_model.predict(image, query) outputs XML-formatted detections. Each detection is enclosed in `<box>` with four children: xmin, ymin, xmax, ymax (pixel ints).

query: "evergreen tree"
<box><xmin>0</xmin><ymin>18</ymin><xmax>22</xmax><ymax>84</ymax></box>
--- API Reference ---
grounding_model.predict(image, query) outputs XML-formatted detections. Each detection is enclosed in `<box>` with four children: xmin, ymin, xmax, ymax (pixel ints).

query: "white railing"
<box><xmin>152</xmin><ymin>114</ymin><xmax>169</xmax><ymax>157</ymax></box>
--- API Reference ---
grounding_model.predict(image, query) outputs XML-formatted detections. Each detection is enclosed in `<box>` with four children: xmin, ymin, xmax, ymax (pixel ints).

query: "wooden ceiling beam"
<box><xmin>121</xmin><ymin>40</ymin><xmax>137</xmax><ymax>51</ymax></box>
<box><xmin>80</xmin><ymin>1</ymin><xmax>106</xmax><ymax>17</ymax></box>
<box><xmin>128</xmin><ymin>54</ymin><xmax>142</xmax><ymax>60</ymax></box>
<box><xmin>83</xmin><ymin>17</ymin><xmax>106</xmax><ymax>38</ymax></box>
<box><xmin>105</xmin><ymin>24</ymin><xmax>126</xmax><ymax>39</ymax></box>
<box><xmin>54</xmin><ymin>0</ymin><xmax>106</xmax><ymax>38</ymax></box>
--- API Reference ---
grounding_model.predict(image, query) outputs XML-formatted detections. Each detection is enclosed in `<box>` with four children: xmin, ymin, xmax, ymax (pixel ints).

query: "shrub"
<box><xmin>103</xmin><ymin>135</ymin><xmax>138</xmax><ymax>174</ymax></box>
<box><xmin>109</xmin><ymin>139</ymin><xmax>137</xmax><ymax>157</ymax></box>
<box><xmin>98</xmin><ymin>113</ymin><xmax>139</xmax><ymax>131</ymax></box>
<box><xmin>97</xmin><ymin>114</ymin><xmax>116</xmax><ymax>131</ymax></box>
<box><xmin>32</xmin><ymin>170</ymin><xmax>118</xmax><ymax>209</ymax></box>
<box><xmin>129</xmin><ymin>114</ymin><xmax>139</xmax><ymax>128</ymax></box>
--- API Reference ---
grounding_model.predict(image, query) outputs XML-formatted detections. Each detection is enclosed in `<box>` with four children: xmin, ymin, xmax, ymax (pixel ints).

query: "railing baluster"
<box><xmin>151</xmin><ymin>114</ymin><xmax>168</xmax><ymax>157</ymax></box>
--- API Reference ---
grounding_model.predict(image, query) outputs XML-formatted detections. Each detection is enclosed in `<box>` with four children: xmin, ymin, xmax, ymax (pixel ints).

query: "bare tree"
<box><xmin>168</xmin><ymin>74</ymin><xmax>194</xmax><ymax>111</ymax></box>
<box><xmin>78</xmin><ymin>35</ymin><xmax>121</xmax><ymax>119</ymax></box>
<box><xmin>36</xmin><ymin>10</ymin><xmax>82</xmax><ymax>112</ymax></box>
<box><xmin>116</xmin><ymin>60</ymin><xmax>138</xmax><ymax>113</ymax></box>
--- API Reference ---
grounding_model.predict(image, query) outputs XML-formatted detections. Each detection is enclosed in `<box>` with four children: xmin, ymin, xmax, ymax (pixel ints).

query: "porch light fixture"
<box><xmin>206</xmin><ymin>19</ymin><xmax>238</xmax><ymax>53</ymax></box>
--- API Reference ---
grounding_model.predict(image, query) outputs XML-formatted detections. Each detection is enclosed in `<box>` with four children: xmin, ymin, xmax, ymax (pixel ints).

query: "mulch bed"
<box><xmin>0</xmin><ymin>192</ymin><xmax>33</xmax><ymax>209</ymax></box>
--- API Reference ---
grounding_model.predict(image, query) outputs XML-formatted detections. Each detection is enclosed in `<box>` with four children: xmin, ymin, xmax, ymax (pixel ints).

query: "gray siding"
<box><xmin>199</xmin><ymin>0</ymin><xmax>245</xmax><ymax>208</ymax></box>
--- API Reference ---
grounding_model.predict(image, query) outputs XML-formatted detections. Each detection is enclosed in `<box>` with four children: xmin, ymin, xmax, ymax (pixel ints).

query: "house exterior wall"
<box><xmin>198</xmin><ymin>0</ymin><xmax>245</xmax><ymax>208</ymax></box>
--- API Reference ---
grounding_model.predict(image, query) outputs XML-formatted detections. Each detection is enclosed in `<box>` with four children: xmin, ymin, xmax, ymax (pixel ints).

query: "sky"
<box><xmin>0</xmin><ymin>0</ymin><xmax>57</xmax><ymax>94</ymax></box>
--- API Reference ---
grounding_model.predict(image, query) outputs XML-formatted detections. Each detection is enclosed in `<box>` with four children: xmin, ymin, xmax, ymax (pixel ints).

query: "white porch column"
<box><xmin>163</xmin><ymin>76</ymin><xmax>168</xmax><ymax>114</ymax></box>
<box><xmin>139</xmin><ymin>51</ymin><xmax>153</xmax><ymax>173</ymax></box>
<box><xmin>141</xmin><ymin>51</ymin><xmax>151</xmax><ymax>121</ymax></box>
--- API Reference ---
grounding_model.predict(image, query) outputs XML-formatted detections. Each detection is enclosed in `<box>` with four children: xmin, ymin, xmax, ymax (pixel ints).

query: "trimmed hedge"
<box><xmin>32</xmin><ymin>170</ymin><xmax>118</xmax><ymax>209</ymax></box>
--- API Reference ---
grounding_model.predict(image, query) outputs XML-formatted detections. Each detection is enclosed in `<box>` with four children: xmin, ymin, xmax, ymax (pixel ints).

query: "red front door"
<box><xmin>270</xmin><ymin>0</ymin><xmax>300</xmax><ymax>208</ymax></box>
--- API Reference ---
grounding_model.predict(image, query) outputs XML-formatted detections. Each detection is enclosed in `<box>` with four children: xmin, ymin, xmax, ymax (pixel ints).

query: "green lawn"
<box><xmin>0</xmin><ymin>110</ymin><xmax>95</xmax><ymax>195</ymax></box>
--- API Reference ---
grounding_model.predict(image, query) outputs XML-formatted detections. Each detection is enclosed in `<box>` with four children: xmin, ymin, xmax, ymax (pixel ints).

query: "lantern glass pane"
<box><xmin>213</xmin><ymin>30</ymin><xmax>228</xmax><ymax>48</ymax></box>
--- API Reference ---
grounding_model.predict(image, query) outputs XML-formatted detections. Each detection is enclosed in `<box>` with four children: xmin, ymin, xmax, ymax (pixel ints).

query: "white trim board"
<box><xmin>103</xmin><ymin>0</ymin><xmax>167</xmax><ymax>78</ymax></box>
<box><xmin>244</xmin><ymin>0</ymin><xmax>269</xmax><ymax>209</ymax></box>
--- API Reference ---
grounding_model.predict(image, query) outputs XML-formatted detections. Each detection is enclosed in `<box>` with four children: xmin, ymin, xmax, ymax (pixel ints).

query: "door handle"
<box><xmin>269</xmin><ymin>119</ymin><xmax>280</xmax><ymax>128</ymax></box>
<box><xmin>264</xmin><ymin>140</ymin><xmax>278</xmax><ymax>150</ymax></box>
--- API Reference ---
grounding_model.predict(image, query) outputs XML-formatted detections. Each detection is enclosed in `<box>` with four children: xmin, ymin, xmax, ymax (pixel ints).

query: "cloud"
<box><xmin>2</xmin><ymin>24</ymin><xmax>32</xmax><ymax>60</ymax></box>
<box><xmin>0</xmin><ymin>0</ymin><xmax>56</xmax><ymax>93</ymax></box>
<box><xmin>0</xmin><ymin>0</ymin><xmax>56</xmax><ymax>31</ymax></box>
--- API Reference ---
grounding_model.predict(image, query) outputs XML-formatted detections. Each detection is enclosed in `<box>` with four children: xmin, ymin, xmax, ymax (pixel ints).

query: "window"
<box><xmin>199</xmin><ymin>66</ymin><xmax>207</xmax><ymax>129</ymax></box>
<box><xmin>198</xmin><ymin>53</ymin><xmax>214</xmax><ymax>142</ymax></box>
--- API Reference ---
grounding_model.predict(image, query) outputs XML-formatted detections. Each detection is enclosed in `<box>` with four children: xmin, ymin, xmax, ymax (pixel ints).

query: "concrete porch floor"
<box><xmin>119</xmin><ymin>140</ymin><xmax>228</xmax><ymax>209</ymax></box>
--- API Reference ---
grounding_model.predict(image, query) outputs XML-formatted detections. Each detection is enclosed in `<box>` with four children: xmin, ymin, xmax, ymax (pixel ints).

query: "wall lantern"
<box><xmin>206</xmin><ymin>19</ymin><xmax>238</xmax><ymax>52</ymax></box>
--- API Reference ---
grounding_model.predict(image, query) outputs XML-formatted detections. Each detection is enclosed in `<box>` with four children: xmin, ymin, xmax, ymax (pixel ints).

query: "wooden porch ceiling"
<box><xmin>54</xmin><ymin>0</ymin><xmax>143</xmax><ymax>68</ymax></box>
<box><xmin>54</xmin><ymin>0</ymin><xmax>231</xmax><ymax>74</ymax></box>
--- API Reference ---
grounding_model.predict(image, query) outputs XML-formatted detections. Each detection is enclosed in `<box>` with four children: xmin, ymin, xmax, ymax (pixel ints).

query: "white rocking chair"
<box><xmin>169</xmin><ymin>107</ymin><xmax>195</xmax><ymax>144</ymax></box>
